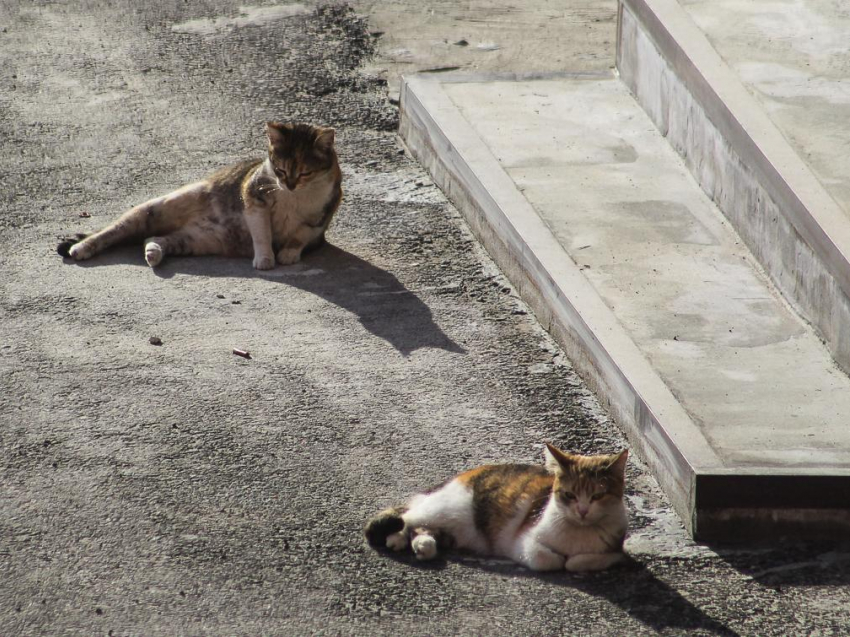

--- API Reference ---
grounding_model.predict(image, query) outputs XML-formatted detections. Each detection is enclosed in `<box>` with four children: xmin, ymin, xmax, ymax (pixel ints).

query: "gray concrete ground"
<box><xmin>354</xmin><ymin>0</ymin><xmax>616</xmax><ymax>98</ymax></box>
<box><xmin>0</xmin><ymin>1</ymin><xmax>849</xmax><ymax>635</ymax></box>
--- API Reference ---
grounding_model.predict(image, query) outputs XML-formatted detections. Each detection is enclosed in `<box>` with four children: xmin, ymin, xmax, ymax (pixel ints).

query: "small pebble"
<box><xmin>149</xmin><ymin>336</ymin><xmax>162</xmax><ymax>346</ymax></box>
<box><xmin>232</xmin><ymin>348</ymin><xmax>251</xmax><ymax>359</ymax></box>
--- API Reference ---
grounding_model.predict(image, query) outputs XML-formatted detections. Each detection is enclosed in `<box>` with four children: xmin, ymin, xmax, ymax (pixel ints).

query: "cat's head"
<box><xmin>266</xmin><ymin>121</ymin><xmax>337</xmax><ymax>191</ymax></box>
<box><xmin>544</xmin><ymin>444</ymin><xmax>628</xmax><ymax>525</ymax></box>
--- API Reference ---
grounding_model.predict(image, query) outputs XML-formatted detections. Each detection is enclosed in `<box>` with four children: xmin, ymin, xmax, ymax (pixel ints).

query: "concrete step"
<box><xmin>619</xmin><ymin>0</ymin><xmax>850</xmax><ymax>379</ymax></box>
<box><xmin>400</xmin><ymin>71</ymin><xmax>850</xmax><ymax>541</ymax></box>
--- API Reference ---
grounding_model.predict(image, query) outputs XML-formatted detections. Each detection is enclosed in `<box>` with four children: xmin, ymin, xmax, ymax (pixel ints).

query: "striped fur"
<box><xmin>364</xmin><ymin>445</ymin><xmax>629</xmax><ymax>572</ymax></box>
<box><xmin>58</xmin><ymin>122</ymin><xmax>342</xmax><ymax>269</ymax></box>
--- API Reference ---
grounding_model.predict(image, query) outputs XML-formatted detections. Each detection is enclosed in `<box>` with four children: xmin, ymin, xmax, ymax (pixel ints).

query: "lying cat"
<box><xmin>58</xmin><ymin>122</ymin><xmax>342</xmax><ymax>269</ymax></box>
<box><xmin>365</xmin><ymin>444</ymin><xmax>629</xmax><ymax>572</ymax></box>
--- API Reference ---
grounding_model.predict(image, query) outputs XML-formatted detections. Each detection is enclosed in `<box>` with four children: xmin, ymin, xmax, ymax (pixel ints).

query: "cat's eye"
<box><xmin>274</xmin><ymin>167</ymin><xmax>288</xmax><ymax>177</ymax></box>
<box><xmin>590</xmin><ymin>493</ymin><xmax>606</xmax><ymax>501</ymax></box>
<box><xmin>561</xmin><ymin>491</ymin><xmax>576</xmax><ymax>501</ymax></box>
<box><xmin>300</xmin><ymin>171</ymin><xmax>313</xmax><ymax>178</ymax></box>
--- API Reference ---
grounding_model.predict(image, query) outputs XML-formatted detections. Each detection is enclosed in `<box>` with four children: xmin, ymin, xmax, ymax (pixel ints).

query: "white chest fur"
<box><xmin>532</xmin><ymin>495</ymin><xmax>626</xmax><ymax>557</ymax></box>
<box><xmin>258</xmin><ymin>160</ymin><xmax>335</xmax><ymax>237</ymax></box>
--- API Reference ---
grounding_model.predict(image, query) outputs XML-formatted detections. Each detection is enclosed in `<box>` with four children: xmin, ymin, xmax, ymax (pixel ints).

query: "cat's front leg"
<box><xmin>276</xmin><ymin>243</ymin><xmax>304</xmax><ymax>266</ymax></box>
<box><xmin>276</xmin><ymin>223</ymin><xmax>327</xmax><ymax>265</ymax></box>
<box><xmin>517</xmin><ymin>541</ymin><xmax>566</xmax><ymax>571</ymax></box>
<box><xmin>565</xmin><ymin>552</ymin><xmax>624</xmax><ymax>572</ymax></box>
<box><xmin>244</xmin><ymin>207</ymin><xmax>275</xmax><ymax>270</ymax></box>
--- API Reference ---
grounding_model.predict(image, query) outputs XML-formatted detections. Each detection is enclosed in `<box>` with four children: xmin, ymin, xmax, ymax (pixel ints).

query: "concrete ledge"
<box><xmin>402</xmin><ymin>74</ymin><xmax>716</xmax><ymax>538</ymax></box>
<box><xmin>400</xmin><ymin>74</ymin><xmax>850</xmax><ymax>541</ymax></box>
<box><xmin>697</xmin><ymin>473</ymin><xmax>850</xmax><ymax>539</ymax></box>
<box><xmin>617</xmin><ymin>0</ymin><xmax>850</xmax><ymax>375</ymax></box>
<box><xmin>400</xmin><ymin>76</ymin><xmax>708</xmax><ymax>532</ymax></box>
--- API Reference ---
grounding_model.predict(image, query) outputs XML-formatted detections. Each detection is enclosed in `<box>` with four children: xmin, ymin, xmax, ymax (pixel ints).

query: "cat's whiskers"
<box><xmin>257</xmin><ymin>183</ymin><xmax>282</xmax><ymax>192</ymax></box>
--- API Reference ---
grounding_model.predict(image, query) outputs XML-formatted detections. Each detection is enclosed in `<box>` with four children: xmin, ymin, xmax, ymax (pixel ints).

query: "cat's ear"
<box><xmin>544</xmin><ymin>443</ymin><xmax>574</xmax><ymax>474</ymax></box>
<box><xmin>266</xmin><ymin>121</ymin><xmax>292</xmax><ymax>146</ymax></box>
<box><xmin>314</xmin><ymin>127</ymin><xmax>335</xmax><ymax>150</ymax></box>
<box><xmin>606</xmin><ymin>449</ymin><xmax>629</xmax><ymax>478</ymax></box>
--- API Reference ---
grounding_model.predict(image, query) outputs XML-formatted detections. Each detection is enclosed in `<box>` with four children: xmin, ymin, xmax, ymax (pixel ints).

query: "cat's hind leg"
<box><xmin>410</xmin><ymin>527</ymin><xmax>442</xmax><ymax>561</ymax></box>
<box><xmin>142</xmin><ymin>218</ymin><xmax>236</xmax><ymax>268</ymax></box>
<box><xmin>142</xmin><ymin>231</ymin><xmax>205</xmax><ymax>268</ymax></box>
<box><xmin>64</xmin><ymin>182</ymin><xmax>207</xmax><ymax>262</ymax></box>
<box><xmin>364</xmin><ymin>512</ymin><xmax>443</xmax><ymax>559</ymax></box>
<box><xmin>387</xmin><ymin>527</ymin><xmax>445</xmax><ymax>560</ymax></box>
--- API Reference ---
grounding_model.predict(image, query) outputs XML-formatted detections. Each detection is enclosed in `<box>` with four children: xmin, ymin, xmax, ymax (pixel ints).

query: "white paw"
<box><xmin>69</xmin><ymin>242</ymin><xmax>93</xmax><ymax>261</ymax></box>
<box><xmin>276</xmin><ymin>248</ymin><xmax>301</xmax><ymax>265</ymax></box>
<box><xmin>253</xmin><ymin>254</ymin><xmax>276</xmax><ymax>270</ymax></box>
<box><xmin>523</xmin><ymin>548</ymin><xmax>566</xmax><ymax>572</ymax></box>
<box><xmin>386</xmin><ymin>531</ymin><xmax>408</xmax><ymax>552</ymax></box>
<box><xmin>411</xmin><ymin>534</ymin><xmax>438</xmax><ymax>561</ymax></box>
<box><xmin>144</xmin><ymin>242</ymin><xmax>163</xmax><ymax>267</ymax></box>
<box><xmin>565</xmin><ymin>552</ymin><xmax>624</xmax><ymax>572</ymax></box>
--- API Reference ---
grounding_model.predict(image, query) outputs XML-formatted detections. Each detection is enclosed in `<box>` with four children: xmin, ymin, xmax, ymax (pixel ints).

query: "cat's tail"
<box><xmin>364</xmin><ymin>507</ymin><xmax>407</xmax><ymax>548</ymax></box>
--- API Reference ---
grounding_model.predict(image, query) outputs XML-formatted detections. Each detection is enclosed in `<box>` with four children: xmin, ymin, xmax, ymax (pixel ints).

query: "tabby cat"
<box><xmin>58</xmin><ymin>122</ymin><xmax>342</xmax><ymax>269</ymax></box>
<box><xmin>365</xmin><ymin>444</ymin><xmax>629</xmax><ymax>572</ymax></box>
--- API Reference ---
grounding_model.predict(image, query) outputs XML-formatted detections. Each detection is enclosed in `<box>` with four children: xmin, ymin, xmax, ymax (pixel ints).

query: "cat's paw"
<box><xmin>386</xmin><ymin>531</ymin><xmax>408</xmax><ymax>552</ymax></box>
<box><xmin>276</xmin><ymin>248</ymin><xmax>302</xmax><ymax>266</ymax></box>
<box><xmin>253</xmin><ymin>254</ymin><xmax>276</xmax><ymax>270</ymax></box>
<box><xmin>522</xmin><ymin>547</ymin><xmax>566</xmax><ymax>571</ymax></box>
<box><xmin>565</xmin><ymin>552</ymin><xmax>624</xmax><ymax>572</ymax></box>
<box><xmin>144</xmin><ymin>242</ymin><xmax>164</xmax><ymax>267</ymax></box>
<box><xmin>68</xmin><ymin>242</ymin><xmax>94</xmax><ymax>261</ymax></box>
<box><xmin>411</xmin><ymin>534</ymin><xmax>438</xmax><ymax>561</ymax></box>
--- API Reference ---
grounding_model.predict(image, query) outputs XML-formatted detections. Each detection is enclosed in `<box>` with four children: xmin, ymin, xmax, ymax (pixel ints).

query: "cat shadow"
<box><xmin>383</xmin><ymin>550</ymin><xmax>739</xmax><ymax>636</ymax></box>
<box><xmin>62</xmin><ymin>242</ymin><xmax>465</xmax><ymax>357</ymax></box>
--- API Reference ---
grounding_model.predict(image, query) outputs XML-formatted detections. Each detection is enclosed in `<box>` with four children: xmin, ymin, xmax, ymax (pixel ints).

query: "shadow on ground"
<box><xmin>60</xmin><ymin>242</ymin><xmax>465</xmax><ymax>357</ymax></box>
<box><xmin>375</xmin><ymin>548</ymin><xmax>739</xmax><ymax>636</ymax></box>
<box><xmin>714</xmin><ymin>540</ymin><xmax>850</xmax><ymax>589</ymax></box>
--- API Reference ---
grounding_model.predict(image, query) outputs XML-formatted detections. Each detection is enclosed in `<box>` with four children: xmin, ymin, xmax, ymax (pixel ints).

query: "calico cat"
<box><xmin>58</xmin><ymin>122</ymin><xmax>342</xmax><ymax>269</ymax></box>
<box><xmin>365</xmin><ymin>444</ymin><xmax>629</xmax><ymax>572</ymax></box>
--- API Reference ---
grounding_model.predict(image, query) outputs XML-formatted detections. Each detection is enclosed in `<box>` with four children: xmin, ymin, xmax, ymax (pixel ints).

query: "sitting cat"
<box><xmin>58</xmin><ymin>122</ymin><xmax>342</xmax><ymax>269</ymax></box>
<box><xmin>364</xmin><ymin>444</ymin><xmax>629</xmax><ymax>572</ymax></box>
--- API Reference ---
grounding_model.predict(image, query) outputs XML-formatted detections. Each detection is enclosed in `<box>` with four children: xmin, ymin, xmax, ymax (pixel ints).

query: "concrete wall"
<box><xmin>617</xmin><ymin>0</ymin><xmax>850</xmax><ymax>376</ymax></box>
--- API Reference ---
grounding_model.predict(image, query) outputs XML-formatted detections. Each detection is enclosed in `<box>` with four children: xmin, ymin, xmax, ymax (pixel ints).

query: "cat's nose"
<box><xmin>286</xmin><ymin>179</ymin><xmax>298</xmax><ymax>191</ymax></box>
<box><xmin>577</xmin><ymin>505</ymin><xmax>589</xmax><ymax>518</ymax></box>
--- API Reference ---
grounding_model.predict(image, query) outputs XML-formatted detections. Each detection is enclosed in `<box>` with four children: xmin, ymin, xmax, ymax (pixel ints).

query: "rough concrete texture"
<box><xmin>680</xmin><ymin>0</ymin><xmax>850</xmax><ymax>220</ymax></box>
<box><xmin>619</xmin><ymin>0</ymin><xmax>850</xmax><ymax>384</ymax></box>
<box><xmin>353</xmin><ymin>0</ymin><xmax>617</xmax><ymax>98</ymax></box>
<box><xmin>0</xmin><ymin>1</ymin><xmax>849</xmax><ymax>635</ymax></box>
<box><xmin>442</xmin><ymin>76</ymin><xmax>850</xmax><ymax>472</ymax></box>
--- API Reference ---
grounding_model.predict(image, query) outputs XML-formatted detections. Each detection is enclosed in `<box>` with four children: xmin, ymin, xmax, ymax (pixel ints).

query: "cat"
<box><xmin>57</xmin><ymin>122</ymin><xmax>342</xmax><ymax>270</ymax></box>
<box><xmin>364</xmin><ymin>444</ymin><xmax>629</xmax><ymax>572</ymax></box>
